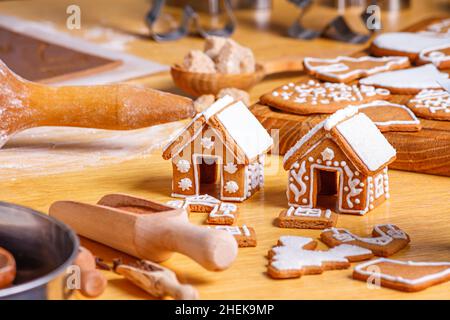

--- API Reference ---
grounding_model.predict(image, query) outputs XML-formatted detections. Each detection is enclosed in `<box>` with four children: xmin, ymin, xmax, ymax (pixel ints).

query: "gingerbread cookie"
<box><xmin>407</xmin><ymin>89</ymin><xmax>450</xmax><ymax>121</ymax></box>
<box><xmin>423</xmin><ymin>18</ymin><xmax>450</xmax><ymax>37</ymax></box>
<box><xmin>167</xmin><ymin>194</ymin><xmax>238</xmax><ymax>225</ymax></box>
<box><xmin>320</xmin><ymin>224</ymin><xmax>410</xmax><ymax>257</ymax></box>
<box><xmin>370</xmin><ymin>32</ymin><xmax>449</xmax><ymax>61</ymax></box>
<box><xmin>276</xmin><ymin>206</ymin><xmax>338</xmax><ymax>230</ymax></box>
<box><xmin>417</xmin><ymin>44</ymin><xmax>450</xmax><ymax>70</ymax></box>
<box><xmin>210</xmin><ymin>225</ymin><xmax>256</xmax><ymax>247</ymax></box>
<box><xmin>356</xmin><ymin>100</ymin><xmax>421</xmax><ymax>132</ymax></box>
<box><xmin>267</xmin><ymin>236</ymin><xmax>373</xmax><ymax>279</ymax></box>
<box><xmin>303</xmin><ymin>56</ymin><xmax>410</xmax><ymax>83</ymax></box>
<box><xmin>359</xmin><ymin>64</ymin><xmax>449</xmax><ymax>94</ymax></box>
<box><xmin>353</xmin><ymin>258</ymin><xmax>450</xmax><ymax>292</ymax></box>
<box><xmin>260</xmin><ymin>80</ymin><xmax>390</xmax><ymax>115</ymax></box>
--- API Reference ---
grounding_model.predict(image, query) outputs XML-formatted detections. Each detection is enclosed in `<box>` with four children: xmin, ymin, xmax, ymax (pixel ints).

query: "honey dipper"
<box><xmin>0</xmin><ymin>59</ymin><xmax>194</xmax><ymax>148</ymax></box>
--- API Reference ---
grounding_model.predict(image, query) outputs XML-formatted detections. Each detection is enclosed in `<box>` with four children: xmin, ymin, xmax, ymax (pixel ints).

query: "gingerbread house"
<box><xmin>162</xmin><ymin>95</ymin><xmax>273</xmax><ymax>202</ymax></box>
<box><xmin>283</xmin><ymin>106</ymin><xmax>396</xmax><ymax>215</ymax></box>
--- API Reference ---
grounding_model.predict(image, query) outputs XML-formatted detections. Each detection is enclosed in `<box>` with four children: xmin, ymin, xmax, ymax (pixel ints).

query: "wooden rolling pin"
<box><xmin>0</xmin><ymin>59</ymin><xmax>194</xmax><ymax>147</ymax></box>
<box><xmin>74</xmin><ymin>247</ymin><xmax>107</xmax><ymax>298</ymax></box>
<box><xmin>49</xmin><ymin>194</ymin><xmax>238</xmax><ymax>271</ymax></box>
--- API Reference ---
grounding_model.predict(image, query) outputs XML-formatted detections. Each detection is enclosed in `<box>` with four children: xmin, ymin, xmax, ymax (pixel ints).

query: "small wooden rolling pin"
<box><xmin>74</xmin><ymin>247</ymin><xmax>107</xmax><ymax>298</ymax></box>
<box><xmin>0</xmin><ymin>59</ymin><xmax>194</xmax><ymax>147</ymax></box>
<box><xmin>49</xmin><ymin>194</ymin><xmax>238</xmax><ymax>271</ymax></box>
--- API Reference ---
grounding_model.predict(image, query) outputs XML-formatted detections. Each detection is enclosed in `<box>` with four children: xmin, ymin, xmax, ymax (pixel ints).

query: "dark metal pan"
<box><xmin>0</xmin><ymin>202</ymin><xmax>79</xmax><ymax>300</ymax></box>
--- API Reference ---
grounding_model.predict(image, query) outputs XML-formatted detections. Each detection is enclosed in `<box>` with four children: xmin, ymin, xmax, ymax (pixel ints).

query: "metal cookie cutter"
<box><xmin>287</xmin><ymin>0</ymin><xmax>321</xmax><ymax>40</ymax></box>
<box><xmin>145</xmin><ymin>0</ymin><xmax>236</xmax><ymax>41</ymax></box>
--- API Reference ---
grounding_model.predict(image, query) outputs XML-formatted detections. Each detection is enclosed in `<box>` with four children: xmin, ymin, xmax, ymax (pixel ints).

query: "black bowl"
<box><xmin>0</xmin><ymin>202</ymin><xmax>79</xmax><ymax>300</ymax></box>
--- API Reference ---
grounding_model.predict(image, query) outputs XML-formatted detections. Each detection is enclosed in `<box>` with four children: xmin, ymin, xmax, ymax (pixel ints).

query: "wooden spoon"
<box><xmin>0</xmin><ymin>59</ymin><xmax>194</xmax><ymax>148</ymax></box>
<box><xmin>171</xmin><ymin>56</ymin><xmax>305</xmax><ymax>96</ymax></box>
<box><xmin>0</xmin><ymin>247</ymin><xmax>16</xmax><ymax>289</ymax></box>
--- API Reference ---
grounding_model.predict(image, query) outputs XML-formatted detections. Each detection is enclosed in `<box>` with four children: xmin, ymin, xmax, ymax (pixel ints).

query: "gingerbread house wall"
<box><xmin>170</xmin><ymin>125</ymin><xmax>265</xmax><ymax>201</ymax></box>
<box><xmin>286</xmin><ymin>138</ymin><xmax>389</xmax><ymax>215</ymax></box>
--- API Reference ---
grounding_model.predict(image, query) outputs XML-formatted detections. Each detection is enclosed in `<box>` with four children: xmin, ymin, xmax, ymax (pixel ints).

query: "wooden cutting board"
<box><xmin>250</xmin><ymin>17</ymin><xmax>450</xmax><ymax>177</ymax></box>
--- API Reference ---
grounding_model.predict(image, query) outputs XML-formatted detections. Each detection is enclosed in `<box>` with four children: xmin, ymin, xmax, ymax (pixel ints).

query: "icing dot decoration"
<box><xmin>225</xmin><ymin>181</ymin><xmax>239</xmax><ymax>194</ymax></box>
<box><xmin>176</xmin><ymin>159</ymin><xmax>191</xmax><ymax>173</ymax></box>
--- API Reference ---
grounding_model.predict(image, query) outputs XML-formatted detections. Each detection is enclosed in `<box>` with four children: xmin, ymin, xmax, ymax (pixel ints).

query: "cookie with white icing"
<box><xmin>417</xmin><ymin>44</ymin><xmax>450</xmax><ymax>70</ymax></box>
<box><xmin>370</xmin><ymin>32</ymin><xmax>449</xmax><ymax>61</ymax></box>
<box><xmin>407</xmin><ymin>89</ymin><xmax>450</xmax><ymax>121</ymax></box>
<box><xmin>210</xmin><ymin>225</ymin><xmax>256</xmax><ymax>247</ymax></box>
<box><xmin>267</xmin><ymin>236</ymin><xmax>373</xmax><ymax>279</ymax></box>
<box><xmin>303</xmin><ymin>56</ymin><xmax>410</xmax><ymax>83</ymax></box>
<box><xmin>359</xmin><ymin>64</ymin><xmax>449</xmax><ymax>94</ymax></box>
<box><xmin>167</xmin><ymin>194</ymin><xmax>238</xmax><ymax>225</ymax></box>
<box><xmin>276</xmin><ymin>206</ymin><xmax>338</xmax><ymax>229</ymax></box>
<box><xmin>356</xmin><ymin>100</ymin><xmax>421</xmax><ymax>132</ymax></box>
<box><xmin>320</xmin><ymin>224</ymin><xmax>410</xmax><ymax>257</ymax></box>
<box><xmin>422</xmin><ymin>18</ymin><xmax>450</xmax><ymax>37</ymax></box>
<box><xmin>260</xmin><ymin>80</ymin><xmax>390</xmax><ymax>115</ymax></box>
<box><xmin>353</xmin><ymin>258</ymin><xmax>450</xmax><ymax>292</ymax></box>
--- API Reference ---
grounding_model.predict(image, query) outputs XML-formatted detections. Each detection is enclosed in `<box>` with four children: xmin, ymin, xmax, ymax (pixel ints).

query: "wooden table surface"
<box><xmin>0</xmin><ymin>0</ymin><xmax>449</xmax><ymax>300</ymax></box>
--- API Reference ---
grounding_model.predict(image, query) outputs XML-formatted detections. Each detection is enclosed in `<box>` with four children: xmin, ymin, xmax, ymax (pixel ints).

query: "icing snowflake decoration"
<box><xmin>321</xmin><ymin>147</ymin><xmax>335</xmax><ymax>161</ymax></box>
<box><xmin>176</xmin><ymin>159</ymin><xmax>191</xmax><ymax>173</ymax></box>
<box><xmin>224</xmin><ymin>162</ymin><xmax>238</xmax><ymax>174</ymax></box>
<box><xmin>178</xmin><ymin>178</ymin><xmax>192</xmax><ymax>191</ymax></box>
<box><xmin>201</xmin><ymin>136</ymin><xmax>214</xmax><ymax>149</ymax></box>
<box><xmin>224</xmin><ymin>181</ymin><xmax>239</xmax><ymax>193</ymax></box>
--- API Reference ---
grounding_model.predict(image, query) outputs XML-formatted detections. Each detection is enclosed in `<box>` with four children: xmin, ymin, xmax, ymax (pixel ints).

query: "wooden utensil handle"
<box><xmin>261</xmin><ymin>56</ymin><xmax>304</xmax><ymax>75</ymax></box>
<box><xmin>159</xmin><ymin>221</ymin><xmax>238</xmax><ymax>271</ymax></box>
<box><xmin>28</xmin><ymin>83</ymin><xmax>193</xmax><ymax>130</ymax></box>
<box><xmin>159</xmin><ymin>276</ymin><xmax>199</xmax><ymax>300</ymax></box>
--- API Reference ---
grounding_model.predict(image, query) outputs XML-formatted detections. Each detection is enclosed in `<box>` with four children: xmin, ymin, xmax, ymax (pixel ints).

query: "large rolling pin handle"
<box><xmin>159</xmin><ymin>221</ymin><xmax>238</xmax><ymax>271</ymax></box>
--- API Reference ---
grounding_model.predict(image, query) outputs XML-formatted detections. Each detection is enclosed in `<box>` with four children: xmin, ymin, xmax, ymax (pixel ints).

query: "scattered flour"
<box><xmin>0</xmin><ymin>121</ymin><xmax>185</xmax><ymax>181</ymax></box>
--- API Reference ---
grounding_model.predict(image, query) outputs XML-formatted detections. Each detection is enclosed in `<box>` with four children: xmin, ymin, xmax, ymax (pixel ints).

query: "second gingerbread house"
<box><xmin>283</xmin><ymin>106</ymin><xmax>397</xmax><ymax>215</ymax></box>
<box><xmin>163</xmin><ymin>95</ymin><xmax>273</xmax><ymax>202</ymax></box>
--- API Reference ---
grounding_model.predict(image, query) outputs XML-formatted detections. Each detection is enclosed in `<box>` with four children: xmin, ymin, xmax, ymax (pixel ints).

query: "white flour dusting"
<box><xmin>83</xmin><ymin>26</ymin><xmax>136</xmax><ymax>51</ymax></box>
<box><xmin>0</xmin><ymin>121</ymin><xmax>185</xmax><ymax>181</ymax></box>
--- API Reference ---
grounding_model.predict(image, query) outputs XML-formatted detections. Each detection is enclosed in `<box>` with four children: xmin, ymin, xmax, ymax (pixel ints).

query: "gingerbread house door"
<box><xmin>312</xmin><ymin>167</ymin><xmax>341</xmax><ymax>211</ymax></box>
<box><xmin>192</xmin><ymin>154</ymin><xmax>222</xmax><ymax>197</ymax></box>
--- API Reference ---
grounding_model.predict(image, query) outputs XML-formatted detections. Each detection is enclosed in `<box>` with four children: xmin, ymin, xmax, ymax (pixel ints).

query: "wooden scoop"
<box><xmin>49</xmin><ymin>194</ymin><xmax>238</xmax><ymax>271</ymax></box>
<box><xmin>0</xmin><ymin>59</ymin><xmax>194</xmax><ymax>148</ymax></box>
<box><xmin>115</xmin><ymin>260</ymin><xmax>199</xmax><ymax>300</ymax></box>
<box><xmin>0</xmin><ymin>247</ymin><xmax>16</xmax><ymax>289</ymax></box>
<box><xmin>171</xmin><ymin>56</ymin><xmax>305</xmax><ymax>96</ymax></box>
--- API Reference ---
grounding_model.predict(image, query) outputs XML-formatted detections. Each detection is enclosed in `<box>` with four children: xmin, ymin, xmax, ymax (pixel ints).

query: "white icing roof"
<box><xmin>216</xmin><ymin>101</ymin><xmax>273</xmax><ymax>160</ymax></box>
<box><xmin>360</xmin><ymin>64</ymin><xmax>449</xmax><ymax>89</ymax></box>
<box><xmin>324</xmin><ymin>106</ymin><xmax>358</xmax><ymax>131</ymax></box>
<box><xmin>163</xmin><ymin>95</ymin><xmax>273</xmax><ymax>162</ymax></box>
<box><xmin>336</xmin><ymin>113</ymin><xmax>396</xmax><ymax>172</ymax></box>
